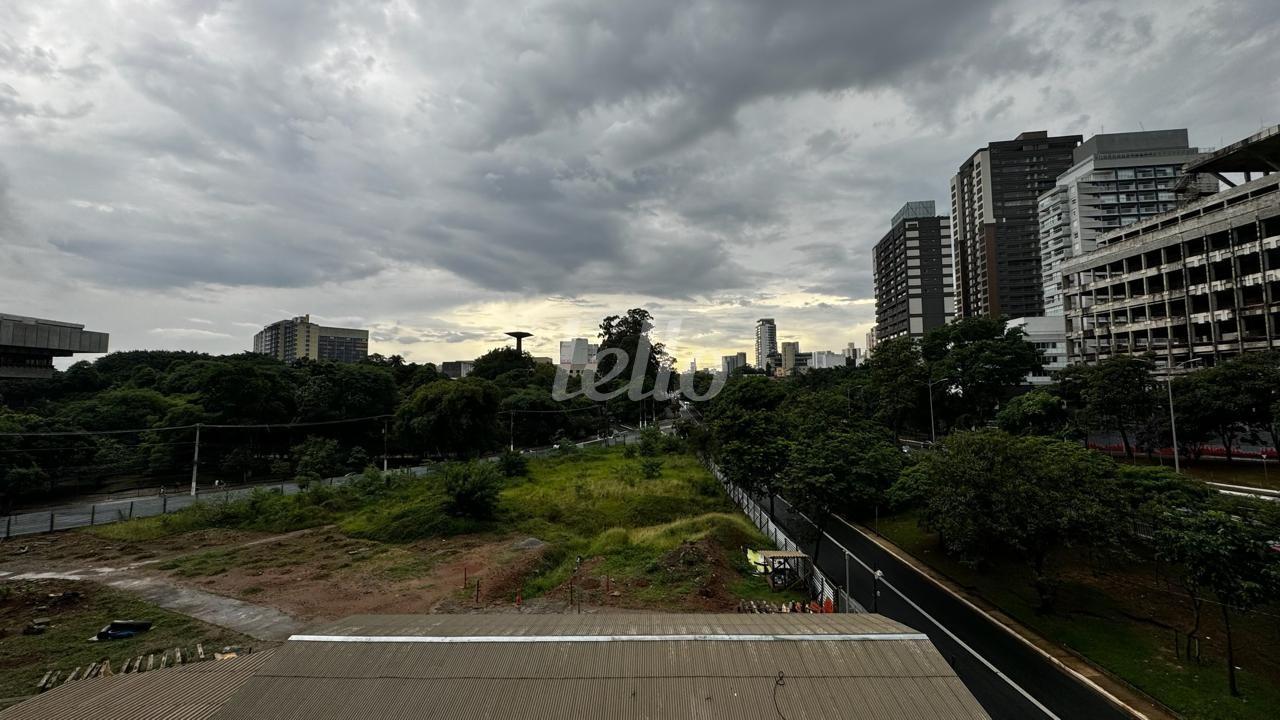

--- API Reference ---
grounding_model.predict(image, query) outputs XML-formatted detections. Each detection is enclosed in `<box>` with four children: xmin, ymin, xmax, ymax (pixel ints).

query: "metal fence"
<box><xmin>717</xmin><ymin>467</ymin><xmax>863</xmax><ymax>612</ymax></box>
<box><xmin>1</xmin><ymin>475</ymin><xmax>361</xmax><ymax>540</ymax></box>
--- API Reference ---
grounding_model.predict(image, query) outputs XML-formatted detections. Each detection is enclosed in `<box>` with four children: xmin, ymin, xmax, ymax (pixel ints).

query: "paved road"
<box><xmin>757</xmin><ymin>491</ymin><xmax>1129</xmax><ymax>720</ymax></box>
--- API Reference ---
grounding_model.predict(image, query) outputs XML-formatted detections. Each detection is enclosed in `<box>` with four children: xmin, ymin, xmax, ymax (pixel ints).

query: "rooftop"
<box><xmin>0</xmin><ymin>614</ymin><xmax>989</xmax><ymax>720</ymax></box>
<box><xmin>1184</xmin><ymin>124</ymin><xmax>1280</xmax><ymax>174</ymax></box>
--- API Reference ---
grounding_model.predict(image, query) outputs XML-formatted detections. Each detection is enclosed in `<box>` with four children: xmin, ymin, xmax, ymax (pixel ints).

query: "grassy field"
<box><xmin>0</xmin><ymin>579</ymin><xmax>253</xmax><ymax>703</ymax></box>
<box><xmin>876</xmin><ymin>512</ymin><xmax>1280</xmax><ymax>720</ymax></box>
<box><xmin>1110</xmin><ymin>455</ymin><xmax>1280</xmax><ymax>492</ymax></box>
<box><xmin>88</xmin><ymin>445</ymin><xmax>797</xmax><ymax>611</ymax></box>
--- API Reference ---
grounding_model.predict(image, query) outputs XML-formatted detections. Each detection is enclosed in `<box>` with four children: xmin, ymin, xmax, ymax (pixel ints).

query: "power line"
<box><xmin>0</xmin><ymin>414</ymin><xmax>393</xmax><ymax>438</ymax></box>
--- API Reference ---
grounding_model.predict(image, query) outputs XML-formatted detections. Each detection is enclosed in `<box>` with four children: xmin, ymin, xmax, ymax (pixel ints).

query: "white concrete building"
<box><xmin>1039</xmin><ymin>130</ymin><xmax>1214</xmax><ymax>315</ymax></box>
<box><xmin>754</xmin><ymin>319</ymin><xmax>777</xmax><ymax>370</ymax></box>
<box><xmin>1006</xmin><ymin>316</ymin><xmax>1067</xmax><ymax>385</ymax></box>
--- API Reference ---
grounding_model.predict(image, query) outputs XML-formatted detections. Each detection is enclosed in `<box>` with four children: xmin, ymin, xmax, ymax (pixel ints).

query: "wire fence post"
<box><xmin>90</xmin><ymin>505</ymin><xmax>95</xmax><ymax>526</ymax></box>
<box><xmin>5</xmin><ymin>515</ymin><xmax>10</xmax><ymax>539</ymax></box>
<box><xmin>128</xmin><ymin>501</ymin><xmax>134</xmax><ymax>519</ymax></box>
<box><xmin>162</xmin><ymin>496</ymin><xmax>168</xmax><ymax>514</ymax></box>
<box><xmin>49</xmin><ymin>513</ymin><xmax>55</xmax><ymax>533</ymax></box>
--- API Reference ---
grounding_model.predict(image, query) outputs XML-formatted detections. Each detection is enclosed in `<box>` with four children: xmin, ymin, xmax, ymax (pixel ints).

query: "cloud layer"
<box><xmin>1</xmin><ymin>0</ymin><xmax>1278</xmax><ymax>366</ymax></box>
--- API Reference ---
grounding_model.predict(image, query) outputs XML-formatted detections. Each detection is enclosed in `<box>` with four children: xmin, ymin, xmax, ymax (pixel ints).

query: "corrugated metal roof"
<box><xmin>302</xmin><ymin>612</ymin><xmax>914</xmax><ymax>637</ymax></box>
<box><xmin>1</xmin><ymin>615</ymin><xmax>989</xmax><ymax>719</ymax></box>
<box><xmin>0</xmin><ymin>650</ymin><xmax>275</xmax><ymax>720</ymax></box>
<box><xmin>213</xmin><ymin>614</ymin><xmax>987</xmax><ymax>719</ymax></box>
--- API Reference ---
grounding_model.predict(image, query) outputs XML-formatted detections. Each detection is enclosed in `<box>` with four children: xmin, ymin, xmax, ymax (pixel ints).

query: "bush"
<box><xmin>294</xmin><ymin>472</ymin><xmax>320</xmax><ymax>490</ymax></box>
<box><xmin>640</xmin><ymin>457</ymin><xmax>664</xmax><ymax>479</ymax></box>
<box><xmin>497</xmin><ymin>450</ymin><xmax>528</xmax><ymax>478</ymax></box>
<box><xmin>621</xmin><ymin>444</ymin><xmax>638</xmax><ymax>459</ymax></box>
<box><xmin>346</xmin><ymin>447</ymin><xmax>371</xmax><ymax>472</ymax></box>
<box><xmin>442</xmin><ymin>462</ymin><xmax>503</xmax><ymax>519</ymax></box>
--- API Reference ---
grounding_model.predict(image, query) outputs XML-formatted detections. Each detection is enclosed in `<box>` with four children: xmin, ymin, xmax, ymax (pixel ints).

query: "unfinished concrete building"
<box><xmin>1061</xmin><ymin>125</ymin><xmax>1280</xmax><ymax>370</ymax></box>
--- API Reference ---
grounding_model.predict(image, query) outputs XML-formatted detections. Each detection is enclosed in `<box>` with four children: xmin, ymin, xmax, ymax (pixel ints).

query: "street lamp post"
<box><xmin>1165</xmin><ymin>358</ymin><xmax>1203</xmax><ymax>474</ymax></box>
<box><xmin>926</xmin><ymin>377</ymin><xmax>951</xmax><ymax>444</ymax></box>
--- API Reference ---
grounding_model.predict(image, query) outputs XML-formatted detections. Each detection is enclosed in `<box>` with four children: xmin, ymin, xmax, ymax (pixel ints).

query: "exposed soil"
<box><xmin>537</xmin><ymin>538</ymin><xmax>742</xmax><ymax>613</ymax></box>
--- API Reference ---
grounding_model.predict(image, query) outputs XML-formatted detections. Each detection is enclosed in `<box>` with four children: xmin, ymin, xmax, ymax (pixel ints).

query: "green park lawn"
<box><xmin>876</xmin><ymin>511</ymin><xmax>1280</xmax><ymax>720</ymax></box>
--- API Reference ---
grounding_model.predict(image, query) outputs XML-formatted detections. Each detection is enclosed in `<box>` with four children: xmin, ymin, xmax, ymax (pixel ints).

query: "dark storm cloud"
<box><xmin>3</xmin><ymin>0</ymin><xmax>1279</xmax><ymax>361</ymax></box>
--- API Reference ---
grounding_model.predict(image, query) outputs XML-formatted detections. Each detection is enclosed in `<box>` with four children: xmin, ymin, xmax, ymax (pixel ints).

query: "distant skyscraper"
<box><xmin>809</xmin><ymin>350</ymin><xmax>844</xmax><ymax>369</ymax></box>
<box><xmin>873</xmin><ymin>201</ymin><xmax>954</xmax><ymax>343</ymax></box>
<box><xmin>558</xmin><ymin>338</ymin><xmax>598</xmax><ymax>376</ymax></box>
<box><xmin>843</xmin><ymin>343</ymin><xmax>862</xmax><ymax>366</ymax></box>
<box><xmin>865</xmin><ymin>331</ymin><xmax>877</xmax><ymax>354</ymax></box>
<box><xmin>253</xmin><ymin>315</ymin><xmax>368</xmax><ymax>363</ymax></box>
<box><xmin>754</xmin><ymin>318</ymin><xmax>777</xmax><ymax>369</ymax></box>
<box><xmin>780</xmin><ymin>341</ymin><xmax>799</xmax><ymax>372</ymax></box>
<box><xmin>1038</xmin><ymin>129</ymin><xmax>1213</xmax><ymax>315</ymax></box>
<box><xmin>951</xmin><ymin>131</ymin><xmax>1082</xmax><ymax>319</ymax></box>
<box><xmin>721</xmin><ymin>352</ymin><xmax>748</xmax><ymax>375</ymax></box>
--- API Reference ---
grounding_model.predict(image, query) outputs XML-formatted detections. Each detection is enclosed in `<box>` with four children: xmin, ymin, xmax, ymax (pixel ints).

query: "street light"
<box><xmin>926</xmin><ymin>377</ymin><xmax>952</xmax><ymax>444</ymax></box>
<box><xmin>1165</xmin><ymin>358</ymin><xmax>1203</xmax><ymax>474</ymax></box>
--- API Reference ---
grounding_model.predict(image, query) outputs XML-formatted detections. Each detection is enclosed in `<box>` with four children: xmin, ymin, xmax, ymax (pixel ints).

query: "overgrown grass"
<box><xmin>0</xmin><ymin>580</ymin><xmax>252</xmax><ymax>702</ymax></box>
<box><xmin>877</xmin><ymin>510</ymin><xmax>1280</xmax><ymax>720</ymax></box>
<box><xmin>84</xmin><ymin>447</ymin><xmax>795</xmax><ymax>609</ymax></box>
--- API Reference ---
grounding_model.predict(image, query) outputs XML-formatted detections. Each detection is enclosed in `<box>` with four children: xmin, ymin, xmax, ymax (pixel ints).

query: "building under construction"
<box><xmin>1061</xmin><ymin>125</ymin><xmax>1280</xmax><ymax>369</ymax></box>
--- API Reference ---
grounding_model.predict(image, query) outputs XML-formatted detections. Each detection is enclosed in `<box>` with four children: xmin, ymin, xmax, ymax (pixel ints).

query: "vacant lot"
<box><xmin>876</xmin><ymin>511</ymin><xmax>1280</xmax><ymax>720</ymax></box>
<box><xmin>19</xmin><ymin>446</ymin><xmax>792</xmax><ymax>622</ymax></box>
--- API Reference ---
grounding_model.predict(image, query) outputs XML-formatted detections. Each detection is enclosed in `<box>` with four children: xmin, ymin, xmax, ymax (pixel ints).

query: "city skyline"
<box><xmin>2</xmin><ymin>1</ymin><xmax>1277</xmax><ymax>368</ymax></box>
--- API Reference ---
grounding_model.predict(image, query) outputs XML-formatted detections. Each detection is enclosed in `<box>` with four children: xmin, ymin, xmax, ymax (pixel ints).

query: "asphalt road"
<box><xmin>758</xmin><ymin>492</ymin><xmax>1130</xmax><ymax>720</ymax></box>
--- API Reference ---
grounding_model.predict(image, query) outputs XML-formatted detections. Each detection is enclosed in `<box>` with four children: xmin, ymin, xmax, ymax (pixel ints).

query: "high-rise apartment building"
<box><xmin>754</xmin><ymin>318</ymin><xmax>777</xmax><ymax>369</ymax></box>
<box><xmin>873</xmin><ymin>201</ymin><xmax>954</xmax><ymax>342</ymax></box>
<box><xmin>253</xmin><ymin>315</ymin><xmax>368</xmax><ymax>363</ymax></box>
<box><xmin>781</xmin><ymin>341</ymin><xmax>800</xmax><ymax>372</ymax></box>
<box><xmin>721</xmin><ymin>352</ymin><xmax>748</xmax><ymax>375</ymax></box>
<box><xmin>1039</xmin><ymin>130</ymin><xmax>1214</xmax><ymax>315</ymax></box>
<box><xmin>951</xmin><ymin>131</ymin><xmax>1082</xmax><ymax>319</ymax></box>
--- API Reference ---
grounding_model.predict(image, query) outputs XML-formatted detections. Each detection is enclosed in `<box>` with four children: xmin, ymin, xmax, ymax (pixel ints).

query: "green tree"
<box><xmin>1155</xmin><ymin>506</ymin><xmax>1280</xmax><ymax>695</ymax></box>
<box><xmin>293</xmin><ymin>436</ymin><xmax>344</xmax><ymax>479</ymax></box>
<box><xmin>864</xmin><ymin>337</ymin><xmax>927</xmax><ymax>438</ymax></box>
<box><xmin>1</xmin><ymin>466</ymin><xmax>48</xmax><ymax>514</ymax></box>
<box><xmin>782</xmin><ymin>422</ymin><xmax>902</xmax><ymax>558</ymax></box>
<box><xmin>920</xmin><ymin>317</ymin><xmax>1043</xmax><ymax>428</ymax></box>
<box><xmin>396</xmin><ymin>377</ymin><xmax>501</xmax><ymax>457</ymax></box>
<box><xmin>470</xmin><ymin>347</ymin><xmax>535</xmax><ymax>381</ymax></box>
<box><xmin>1083</xmin><ymin>355</ymin><xmax>1158</xmax><ymax>459</ymax></box>
<box><xmin>894</xmin><ymin>430</ymin><xmax>1120</xmax><ymax>610</ymax></box>
<box><xmin>995</xmin><ymin>389</ymin><xmax>1067</xmax><ymax>436</ymax></box>
<box><xmin>441</xmin><ymin>462</ymin><xmax>502</xmax><ymax>519</ymax></box>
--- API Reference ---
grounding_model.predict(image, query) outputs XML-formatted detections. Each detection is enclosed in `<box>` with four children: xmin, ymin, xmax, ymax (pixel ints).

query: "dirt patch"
<box><xmin>155</xmin><ymin>528</ymin><xmax>551</xmax><ymax>621</ymax></box>
<box><xmin>545</xmin><ymin>538</ymin><xmax>741</xmax><ymax>613</ymax></box>
<box><xmin>0</xmin><ymin>528</ymin><xmax>272</xmax><ymax>575</ymax></box>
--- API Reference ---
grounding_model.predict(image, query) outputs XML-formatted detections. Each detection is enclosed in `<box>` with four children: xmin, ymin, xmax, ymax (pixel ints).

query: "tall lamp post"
<box><xmin>926</xmin><ymin>377</ymin><xmax>952</xmax><ymax>444</ymax></box>
<box><xmin>1165</xmin><ymin>358</ymin><xmax>1203</xmax><ymax>474</ymax></box>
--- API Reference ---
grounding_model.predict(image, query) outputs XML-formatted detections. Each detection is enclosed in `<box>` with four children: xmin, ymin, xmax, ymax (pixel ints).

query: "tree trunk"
<box><xmin>1220</xmin><ymin>431</ymin><xmax>1235</xmax><ymax>464</ymax></box>
<box><xmin>1184</xmin><ymin>590</ymin><xmax>1203</xmax><ymax>664</ymax></box>
<box><xmin>1222</xmin><ymin>603</ymin><xmax>1239</xmax><ymax>696</ymax></box>
<box><xmin>1030</xmin><ymin>552</ymin><xmax>1057</xmax><ymax>613</ymax></box>
<box><xmin>1119</xmin><ymin>426</ymin><xmax>1134</xmax><ymax>460</ymax></box>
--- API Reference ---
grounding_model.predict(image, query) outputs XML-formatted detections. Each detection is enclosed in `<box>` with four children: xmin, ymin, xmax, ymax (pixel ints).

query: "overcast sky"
<box><xmin>2</xmin><ymin>0</ymin><xmax>1277</xmax><ymax>368</ymax></box>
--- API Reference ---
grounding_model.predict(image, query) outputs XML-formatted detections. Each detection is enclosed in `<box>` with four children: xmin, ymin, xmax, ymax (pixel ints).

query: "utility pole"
<box><xmin>1166</xmin><ymin>359</ymin><xmax>1202</xmax><ymax>475</ymax></box>
<box><xmin>1166</xmin><ymin>375</ymin><xmax>1181</xmax><ymax>475</ymax></box>
<box><xmin>509</xmin><ymin>412</ymin><xmax>515</xmax><ymax>452</ymax></box>
<box><xmin>189</xmin><ymin>424</ymin><xmax>201</xmax><ymax>496</ymax></box>
<box><xmin>382</xmin><ymin>421</ymin><xmax>388</xmax><ymax>473</ymax></box>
